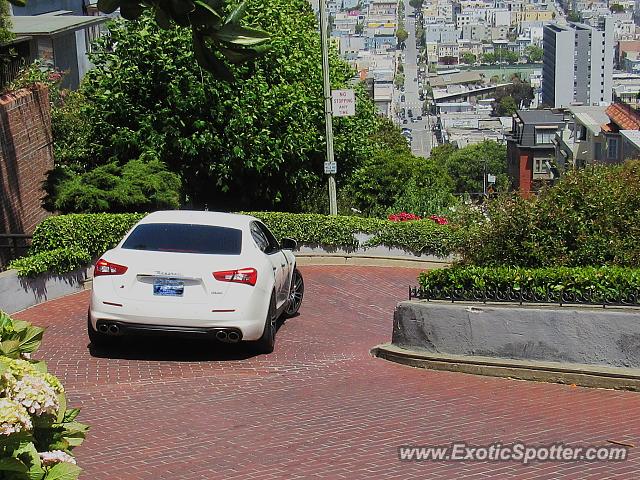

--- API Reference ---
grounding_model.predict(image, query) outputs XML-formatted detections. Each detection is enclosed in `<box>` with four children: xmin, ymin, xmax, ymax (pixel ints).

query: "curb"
<box><xmin>371</xmin><ymin>343</ymin><xmax>640</xmax><ymax>391</ymax></box>
<box><xmin>295</xmin><ymin>254</ymin><xmax>450</xmax><ymax>269</ymax></box>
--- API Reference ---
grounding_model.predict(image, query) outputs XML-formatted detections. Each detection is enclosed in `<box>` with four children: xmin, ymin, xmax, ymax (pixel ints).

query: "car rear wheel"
<box><xmin>254</xmin><ymin>293</ymin><xmax>276</xmax><ymax>354</ymax></box>
<box><xmin>284</xmin><ymin>268</ymin><xmax>304</xmax><ymax>318</ymax></box>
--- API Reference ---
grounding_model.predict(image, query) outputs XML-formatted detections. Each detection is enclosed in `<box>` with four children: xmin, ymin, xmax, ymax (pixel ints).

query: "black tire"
<box><xmin>254</xmin><ymin>293</ymin><xmax>276</xmax><ymax>354</ymax></box>
<box><xmin>87</xmin><ymin>314</ymin><xmax>111</xmax><ymax>348</ymax></box>
<box><xmin>284</xmin><ymin>268</ymin><xmax>304</xmax><ymax>318</ymax></box>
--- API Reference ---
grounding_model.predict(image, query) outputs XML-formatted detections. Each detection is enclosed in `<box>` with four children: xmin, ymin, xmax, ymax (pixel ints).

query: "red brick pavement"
<box><xmin>15</xmin><ymin>265</ymin><xmax>640</xmax><ymax>479</ymax></box>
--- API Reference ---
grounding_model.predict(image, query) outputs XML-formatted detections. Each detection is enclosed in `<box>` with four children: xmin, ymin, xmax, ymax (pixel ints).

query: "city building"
<box><xmin>542</xmin><ymin>19</ymin><xmax>614</xmax><ymax>108</ymax></box>
<box><xmin>506</xmin><ymin>110</ymin><xmax>567</xmax><ymax>195</ymax></box>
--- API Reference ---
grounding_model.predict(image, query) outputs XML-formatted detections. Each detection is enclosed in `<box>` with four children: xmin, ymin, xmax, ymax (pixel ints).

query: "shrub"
<box><xmin>418</xmin><ymin>265</ymin><xmax>640</xmax><ymax>300</ymax></box>
<box><xmin>460</xmin><ymin>162</ymin><xmax>640</xmax><ymax>267</ymax></box>
<box><xmin>13</xmin><ymin>211</ymin><xmax>460</xmax><ymax>276</ymax></box>
<box><xmin>9</xmin><ymin>248</ymin><xmax>92</xmax><ymax>277</ymax></box>
<box><xmin>30</xmin><ymin>213</ymin><xmax>146</xmax><ymax>258</ymax></box>
<box><xmin>0</xmin><ymin>312</ymin><xmax>88</xmax><ymax>479</ymax></box>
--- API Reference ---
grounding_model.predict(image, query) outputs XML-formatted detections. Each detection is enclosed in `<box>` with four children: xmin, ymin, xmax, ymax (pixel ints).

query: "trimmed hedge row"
<box><xmin>418</xmin><ymin>266</ymin><xmax>640</xmax><ymax>298</ymax></box>
<box><xmin>10</xmin><ymin>212</ymin><xmax>458</xmax><ymax>276</ymax></box>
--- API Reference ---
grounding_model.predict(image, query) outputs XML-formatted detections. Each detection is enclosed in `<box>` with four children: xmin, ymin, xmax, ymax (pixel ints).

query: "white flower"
<box><xmin>4</xmin><ymin>374</ymin><xmax>59</xmax><ymax>416</ymax></box>
<box><xmin>0</xmin><ymin>397</ymin><xmax>32</xmax><ymax>435</ymax></box>
<box><xmin>39</xmin><ymin>450</ymin><xmax>77</xmax><ymax>466</ymax></box>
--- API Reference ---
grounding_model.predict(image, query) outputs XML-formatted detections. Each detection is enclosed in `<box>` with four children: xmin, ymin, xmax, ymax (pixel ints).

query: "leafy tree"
<box><xmin>57</xmin><ymin>0</ymin><xmax>382</xmax><ymax>212</ymax></box>
<box><xmin>440</xmin><ymin>56</ymin><xmax>458</xmax><ymax>65</ymax></box>
<box><xmin>461</xmin><ymin>52</ymin><xmax>476</xmax><ymax>64</ymax></box>
<box><xmin>567</xmin><ymin>10</ymin><xmax>581</xmax><ymax>22</ymax></box>
<box><xmin>396</xmin><ymin>27</ymin><xmax>408</xmax><ymax>44</ymax></box>
<box><xmin>482</xmin><ymin>52</ymin><xmax>496</xmax><ymax>63</ymax></box>
<box><xmin>496</xmin><ymin>96</ymin><xmax>517</xmax><ymax>116</ymax></box>
<box><xmin>394</xmin><ymin>72</ymin><xmax>405</xmax><ymax>88</ymax></box>
<box><xmin>0</xmin><ymin>0</ymin><xmax>13</xmax><ymax>45</ymax></box>
<box><xmin>610</xmin><ymin>3</ymin><xmax>624</xmax><ymax>12</ymax></box>
<box><xmin>525</xmin><ymin>45</ymin><xmax>543</xmax><ymax>63</ymax></box>
<box><xmin>51</xmin><ymin>157</ymin><xmax>182</xmax><ymax>213</ymax></box>
<box><xmin>494</xmin><ymin>77</ymin><xmax>533</xmax><ymax>112</ymax></box>
<box><xmin>347</xmin><ymin>150</ymin><xmax>456</xmax><ymax>217</ymax></box>
<box><xmin>8</xmin><ymin>0</ymin><xmax>269</xmax><ymax>79</ymax></box>
<box><xmin>431</xmin><ymin>141</ymin><xmax>509</xmax><ymax>194</ymax></box>
<box><xmin>409</xmin><ymin>0</ymin><xmax>423</xmax><ymax>9</ymax></box>
<box><xmin>355</xmin><ymin>22</ymin><xmax>364</xmax><ymax>34</ymax></box>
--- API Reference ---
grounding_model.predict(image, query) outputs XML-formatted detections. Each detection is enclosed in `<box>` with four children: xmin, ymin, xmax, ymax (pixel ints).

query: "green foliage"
<box><xmin>408</xmin><ymin>0</ymin><xmax>423</xmax><ymax>8</ymax></box>
<box><xmin>496</xmin><ymin>96</ymin><xmax>517</xmax><ymax>116</ymax></box>
<box><xmin>525</xmin><ymin>45</ymin><xmax>543</xmax><ymax>62</ymax></box>
<box><xmin>567</xmin><ymin>10</ymin><xmax>581</xmax><ymax>21</ymax></box>
<box><xmin>460</xmin><ymin>52</ymin><xmax>476</xmax><ymax>64</ymax></box>
<box><xmin>482</xmin><ymin>49</ymin><xmax>518</xmax><ymax>64</ymax></box>
<box><xmin>430</xmin><ymin>141</ymin><xmax>509</xmax><ymax>194</ymax></box>
<box><xmin>0</xmin><ymin>1</ymin><xmax>13</xmax><ymax>45</ymax></box>
<box><xmin>0</xmin><ymin>312</ymin><xmax>88</xmax><ymax>479</ymax></box>
<box><xmin>394</xmin><ymin>73</ymin><xmax>405</xmax><ymax>88</ymax></box>
<box><xmin>610</xmin><ymin>3</ymin><xmax>625</xmax><ymax>12</ymax></box>
<box><xmin>346</xmin><ymin>149</ymin><xmax>457</xmax><ymax>217</ymax></box>
<box><xmin>459</xmin><ymin>161</ymin><xmax>640</xmax><ymax>267</ymax></box>
<box><xmin>50</xmin><ymin>91</ymin><xmax>91</xmax><ymax>171</ymax></box>
<box><xmin>60</xmin><ymin>0</ymin><xmax>382</xmax><ymax>211</ymax></box>
<box><xmin>494</xmin><ymin>77</ymin><xmax>533</xmax><ymax>112</ymax></box>
<box><xmin>396</xmin><ymin>27</ymin><xmax>408</xmax><ymax>44</ymax></box>
<box><xmin>49</xmin><ymin>158</ymin><xmax>182</xmax><ymax>214</ymax></box>
<box><xmin>418</xmin><ymin>265</ymin><xmax>640</xmax><ymax>300</ymax></box>
<box><xmin>248</xmin><ymin>211</ymin><xmax>458</xmax><ymax>256</ymax></box>
<box><xmin>8</xmin><ymin>248</ymin><xmax>92</xmax><ymax>277</ymax></box>
<box><xmin>17</xmin><ymin>212</ymin><xmax>460</xmax><ymax>276</ymax></box>
<box><xmin>29</xmin><ymin>213</ymin><xmax>145</xmax><ymax>259</ymax></box>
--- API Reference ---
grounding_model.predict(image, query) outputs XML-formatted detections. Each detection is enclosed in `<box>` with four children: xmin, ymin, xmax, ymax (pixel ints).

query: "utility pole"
<box><xmin>319</xmin><ymin>0</ymin><xmax>337</xmax><ymax>215</ymax></box>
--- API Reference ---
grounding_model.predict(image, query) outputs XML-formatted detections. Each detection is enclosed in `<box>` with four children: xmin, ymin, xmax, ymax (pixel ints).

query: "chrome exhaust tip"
<box><xmin>215</xmin><ymin>330</ymin><xmax>228</xmax><ymax>342</ymax></box>
<box><xmin>98</xmin><ymin>324</ymin><xmax>109</xmax><ymax>334</ymax></box>
<box><xmin>227</xmin><ymin>331</ymin><xmax>240</xmax><ymax>343</ymax></box>
<box><xmin>108</xmin><ymin>324</ymin><xmax>120</xmax><ymax>335</ymax></box>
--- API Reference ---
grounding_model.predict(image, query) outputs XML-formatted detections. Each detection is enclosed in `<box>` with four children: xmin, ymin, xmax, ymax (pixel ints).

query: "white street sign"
<box><xmin>332</xmin><ymin>89</ymin><xmax>355</xmax><ymax>117</ymax></box>
<box><xmin>487</xmin><ymin>174</ymin><xmax>496</xmax><ymax>184</ymax></box>
<box><xmin>324</xmin><ymin>161</ymin><xmax>337</xmax><ymax>174</ymax></box>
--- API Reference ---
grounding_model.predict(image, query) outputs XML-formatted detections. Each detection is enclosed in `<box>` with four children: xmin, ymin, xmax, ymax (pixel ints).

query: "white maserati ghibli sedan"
<box><xmin>88</xmin><ymin>211</ymin><xmax>304</xmax><ymax>353</ymax></box>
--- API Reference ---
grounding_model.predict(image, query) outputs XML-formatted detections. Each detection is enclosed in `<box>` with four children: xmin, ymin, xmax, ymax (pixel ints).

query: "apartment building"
<box><xmin>542</xmin><ymin>18</ymin><xmax>614</xmax><ymax>108</ymax></box>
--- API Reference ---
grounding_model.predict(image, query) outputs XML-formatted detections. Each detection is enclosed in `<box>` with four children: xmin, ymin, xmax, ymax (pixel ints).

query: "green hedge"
<box><xmin>11</xmin><ymin>212</ymin><xmax>458</xmax><ymax>276</ymax></box>
<box><xmin>247</xmin><ymin>212</ymin><xmax>458</xmax><ymax>256</ymax></box>
<box><xmin>418</xmin><ymin>266</ymin><xmax>640</xmax><ymax>298</ymax></box>
<box><xmin>30</xmin><ymin>213</ymin><xmax>146</xmax><ymax>257</ymax></box>
<box><xmin>8</xmin><ymin>247</ymin><xmax>92</xmax><ymax>277</ymax></box>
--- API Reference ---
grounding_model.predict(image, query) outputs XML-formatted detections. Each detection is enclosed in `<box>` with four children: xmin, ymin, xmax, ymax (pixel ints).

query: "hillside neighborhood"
<box><xmin>1</xmin><ymin>0</ymin><xmax>640</xmax><ymax>479</ymax></box>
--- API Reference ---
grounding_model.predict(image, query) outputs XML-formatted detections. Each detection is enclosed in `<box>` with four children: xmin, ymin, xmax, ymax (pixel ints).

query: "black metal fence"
<box><xmin>409</xmin><ymin>286</ymin><xmax>640</xmax><ymax>308</ymax></box>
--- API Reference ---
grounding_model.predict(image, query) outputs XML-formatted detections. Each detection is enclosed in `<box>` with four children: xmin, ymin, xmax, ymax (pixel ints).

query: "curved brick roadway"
<box><xmin>15</xmin><ymin>266</ymin><xmax>640</xmax><ymax>479</ymax></box>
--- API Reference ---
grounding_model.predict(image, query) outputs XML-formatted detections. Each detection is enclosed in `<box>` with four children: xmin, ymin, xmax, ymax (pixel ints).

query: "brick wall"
<box><xmin>0</xmin><ymin>84</ymin><xmax>53</xmax><ymax>235</ymax></box>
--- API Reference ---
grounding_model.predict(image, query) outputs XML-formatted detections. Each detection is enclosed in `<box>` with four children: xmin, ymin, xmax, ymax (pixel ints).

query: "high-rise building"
<box><xmin>542</xmin><ymin>18</ymin><xmax>614</xmax><ymax>108</ymax></box>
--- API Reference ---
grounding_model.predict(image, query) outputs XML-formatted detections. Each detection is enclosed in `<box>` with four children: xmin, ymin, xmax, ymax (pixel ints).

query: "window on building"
<box><xmin>608</xmin><ymin>137</ymin><xmax>619</xmax><ymax>160</ymax></box>
<box><xmin>533</xmin><ymin>157</ymin><xmax>549</xmax><ymax>174</ymax></box>
<box><xmin>576</xmin><ymin>125</ymin><xmax>587</xmax><ymax>141</ymax></box>
<box><xmin>535</xmin><ymin>129</ymin><xmax>555</xmax><ymax>144</ymax></box>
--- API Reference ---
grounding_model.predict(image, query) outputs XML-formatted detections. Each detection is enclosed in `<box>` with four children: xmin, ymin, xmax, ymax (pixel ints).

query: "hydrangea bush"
<box><xmin>0</xmin><ymin>312</ymin><xmax>88</xmax><ymax>479</ymax></box>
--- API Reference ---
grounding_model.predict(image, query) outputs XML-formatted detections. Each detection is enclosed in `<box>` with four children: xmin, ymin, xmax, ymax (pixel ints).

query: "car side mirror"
<box><xmin>280</xmin><ymin>238</ymin><xmax>297</xmax><ymax>250</ymax></box>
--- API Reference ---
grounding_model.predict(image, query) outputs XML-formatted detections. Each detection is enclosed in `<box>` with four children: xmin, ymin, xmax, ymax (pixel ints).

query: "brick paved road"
<box><xmin>15</xmin><ymin>266</ymin><xmax>640</xmax><ymax>479</ymax></box>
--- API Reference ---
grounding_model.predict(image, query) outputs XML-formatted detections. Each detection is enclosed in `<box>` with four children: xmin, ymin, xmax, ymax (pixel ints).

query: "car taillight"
<box><xmin>213</xmin><ymin>268</ymin><xmax>257</xmax><ymax>286</ymax></box>
<box><xmin>94</xmin><ymin>259</ymin><xmax>128</xmax><ymax>277</ymax></box>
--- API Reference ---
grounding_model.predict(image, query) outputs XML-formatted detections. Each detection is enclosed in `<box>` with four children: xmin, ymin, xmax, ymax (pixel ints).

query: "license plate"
<box><xmin>153</xmin><ymin>279</ymin><xmax>184</xmax><ymax>297</ymax></box>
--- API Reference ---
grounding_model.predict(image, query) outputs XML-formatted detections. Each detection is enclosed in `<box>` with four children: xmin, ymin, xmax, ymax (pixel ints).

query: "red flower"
<box><xmin>429</xmin><ymin>215</ymin><xmax>449</xmax><ymax>225</ymax></box>
<box><xmin>388</xmin><ymin>212</ymin><xmax>422</xmax><ymax>222</ymax></box>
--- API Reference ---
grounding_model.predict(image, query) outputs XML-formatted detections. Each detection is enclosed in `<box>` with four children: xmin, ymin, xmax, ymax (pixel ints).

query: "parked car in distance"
<box><xmin>417</xmin><ymin>116</ymin><xmax>422</xmax><ymax>120</ymax></box>
<box><xmin>88</xmin><ymin>211</ymin><xmax>304</xmax><ymax>354</ymax></box>
<box><xmin>402</xmin><ymin>119</ymin><xmax>408</xmax><ymax>124</ymax></box>
<box><xmin>407</xmin><ymin>109</ymin><xmax>413</xmax><ymax>117</ymax></box>
<box><xmin>401</xmin><ymin>95</ymin><xmax>406</xmax><ymax>102</ymax></box>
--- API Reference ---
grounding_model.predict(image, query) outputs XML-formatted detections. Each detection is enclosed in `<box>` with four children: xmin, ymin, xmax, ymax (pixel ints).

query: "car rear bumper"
<box><xmin>89</xmin><ymin>293</ymin><xmax>267</xmax><ymax>341</ymax></box>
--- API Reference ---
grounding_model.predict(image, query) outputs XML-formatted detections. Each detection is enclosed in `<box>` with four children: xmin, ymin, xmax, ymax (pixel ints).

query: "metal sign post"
<box><xmin>319</xmin><ymin>0</ymin><xmax>337</xmax><ymax>215</ymax></box>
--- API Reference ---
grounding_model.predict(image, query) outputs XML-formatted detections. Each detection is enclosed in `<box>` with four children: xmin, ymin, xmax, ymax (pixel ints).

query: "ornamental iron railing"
<box><xmin>409</xmin><ymin>286</ymin><xmax>640</xmax><ymax>308</ymax></box>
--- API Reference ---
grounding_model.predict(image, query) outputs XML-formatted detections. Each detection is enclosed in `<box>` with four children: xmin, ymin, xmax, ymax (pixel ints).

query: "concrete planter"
<box><xmin>0</xmin><ymin>266</ymin><xmax>92</xmax><ymax>314</ymax></box>
<box><xmin>372</xmin><ymin>301</ymin><xmax>640</xmax><ymax>390</ymax></box>
<box><xmin>392</xmin><ymin>301</ymin><xmax>640</xmax><ymax>368</ymax></box>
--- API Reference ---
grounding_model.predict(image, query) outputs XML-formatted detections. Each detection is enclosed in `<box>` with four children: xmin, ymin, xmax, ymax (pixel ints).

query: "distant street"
<box><xmin>393</xmin><ymin>0</ymin><xmax>434</xmax><ymax>158</ymax></box>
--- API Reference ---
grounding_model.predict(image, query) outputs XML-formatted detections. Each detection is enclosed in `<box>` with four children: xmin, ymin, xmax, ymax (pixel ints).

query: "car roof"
<box><xmin>138</xmin><ymin>210</ymin><xmax>257</xmax><ymax>229</ymax></box>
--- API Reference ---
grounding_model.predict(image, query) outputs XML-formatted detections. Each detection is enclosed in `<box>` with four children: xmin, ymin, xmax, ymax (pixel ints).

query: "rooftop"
<box><xmin>10</xmin><ymin>15</ymin><xmax>105</xmax><ymax>36</ymax></box>
<box><xmin>568</xmin><ymin>106</ymin><xmax>609</xmax><ymax>135</ymax></box>
<box><xmin>620</xmin><ymin>130</ymin><xmax>640</xmax><ymax>150</ymax></box>
<box><xmin>516</xmin><ymin>110</ymin><xmax>565</xmax><ymax>125</ymax></box>
<box><xmin>605</xmin><ymin>103</ymin><xmax>640</xmax><ymax>130</ymax></box>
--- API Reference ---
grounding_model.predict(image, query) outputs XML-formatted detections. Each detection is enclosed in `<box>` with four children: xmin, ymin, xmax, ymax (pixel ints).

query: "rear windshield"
<box><xmin>121</xmin><ymin>223</ymin><xmax>242</xmax><ymax>255</ymax></box>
